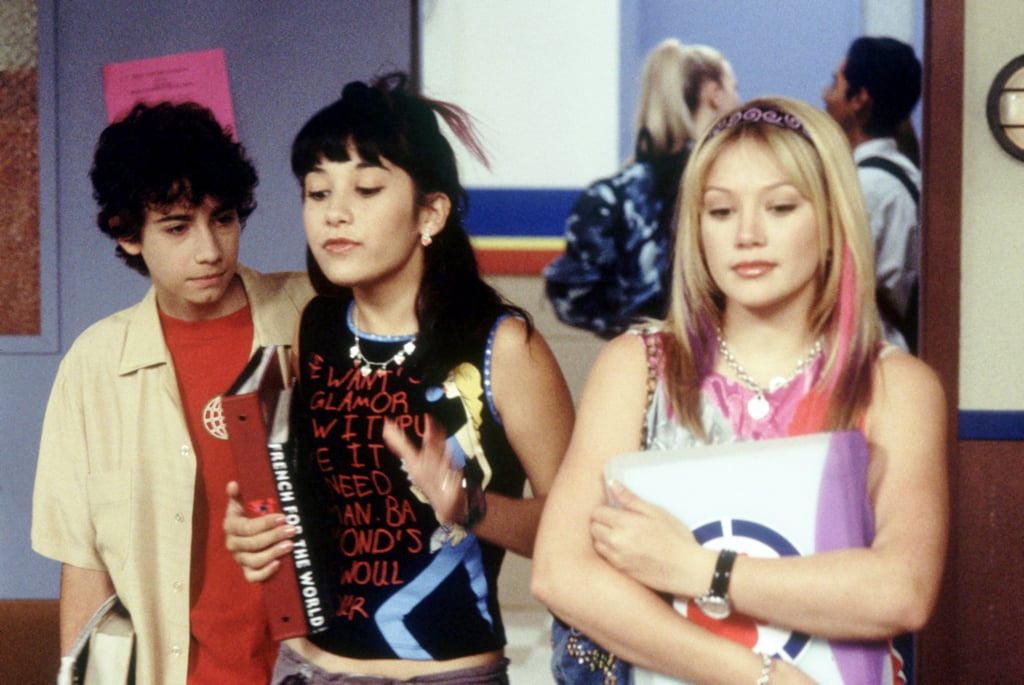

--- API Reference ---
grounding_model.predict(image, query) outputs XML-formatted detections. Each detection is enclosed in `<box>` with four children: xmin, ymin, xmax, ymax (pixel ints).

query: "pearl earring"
<box><xmin>420</xmin><ymin>233</ymin><xmax>433</xmax><ymax>247</ymax></box>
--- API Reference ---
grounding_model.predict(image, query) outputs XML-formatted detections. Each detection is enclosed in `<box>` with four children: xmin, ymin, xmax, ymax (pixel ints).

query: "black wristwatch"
<box><xmin>694</xmin><ymin>549</ymin><xmax>737</xmax><ymax>619</ymax></box>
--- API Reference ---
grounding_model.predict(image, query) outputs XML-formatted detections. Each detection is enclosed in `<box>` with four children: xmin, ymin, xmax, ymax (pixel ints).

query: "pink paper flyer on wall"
<box><xmin>103</xmin><ymin>48</ymin><xmax>236</xmax><ymax>134</ymax></box>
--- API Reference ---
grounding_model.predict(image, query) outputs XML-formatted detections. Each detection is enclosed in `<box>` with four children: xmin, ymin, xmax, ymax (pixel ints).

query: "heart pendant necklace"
<box><xmin>715</xmin><ymin>329</ymin><xmax>824</xmax><ymax>420</ymax></box>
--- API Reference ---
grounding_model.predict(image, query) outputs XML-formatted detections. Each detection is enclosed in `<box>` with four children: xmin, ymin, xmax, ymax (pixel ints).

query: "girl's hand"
<box><xmin>382</xmin><ymin>416</ymin><xmax>464</xmax><ymax>524</ymax></box>
<box><xmin>590</xmin><ymin>480</ymin><xmax>707</xmax><ymax>596</ymax></box>
<box><xmin>223</xmin><ymin>481</ymin><xmax>297</xmax><ymax>583</ymax></box>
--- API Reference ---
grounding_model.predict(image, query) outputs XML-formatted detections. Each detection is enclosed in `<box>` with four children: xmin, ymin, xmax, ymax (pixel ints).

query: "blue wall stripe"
<box><xmin>464</xmin><ymin>188</ymin><xmax>579</xmax><ymax>238</ymax></box>
<box><xmin>958</xmin><ymin>411</ymin><xmax>1024</xmax><ymax>441</ymax></box>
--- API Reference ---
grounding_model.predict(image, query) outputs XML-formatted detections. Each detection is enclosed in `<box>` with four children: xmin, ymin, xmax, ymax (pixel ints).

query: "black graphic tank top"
<box><xmin>295</xmin><ymin>296</ymin><xmax>524</xmax><ymax>660</ymax></box>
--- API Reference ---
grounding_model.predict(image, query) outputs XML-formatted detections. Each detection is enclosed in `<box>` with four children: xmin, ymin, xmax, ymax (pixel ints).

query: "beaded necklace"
<box><xmin>347</xmin><ymin>304</ymin><xmax>417</xmax><ymax>376</ymax></box>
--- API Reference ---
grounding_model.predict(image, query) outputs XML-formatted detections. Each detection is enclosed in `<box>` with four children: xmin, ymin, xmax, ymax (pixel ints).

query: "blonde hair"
<box><xmin>661</xmin><ymin>96</ymin><xmax>883</xmax><ymax>439</ymax></box>
<box><xmin>633</xmin><ymin>40</ymin><xmax>729</xmax><ymax>159</ymax></box>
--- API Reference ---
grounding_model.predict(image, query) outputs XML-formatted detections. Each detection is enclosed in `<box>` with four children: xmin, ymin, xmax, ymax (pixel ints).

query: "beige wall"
<box><xmin>961</xmin><ymin>3</ymin><xmax>1024</xmax><ymax>411</ymax></box>
<box><xmin>488</xmin><ymin>275</ymin><xmax>606</xmax><ymax>405</ymax></box>
<box><xmin>486</xmin><ymin>275</ymin><xmax>605</xmax><ymax>608</ymax></box>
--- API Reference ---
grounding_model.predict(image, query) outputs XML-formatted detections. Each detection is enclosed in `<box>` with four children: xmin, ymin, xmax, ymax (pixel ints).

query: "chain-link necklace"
<box><xmin>715</xmin><ymin>329</ymin><xmax>824</xmax><ymax>420</ymax></box>
<box><xmin>348</xmin><ymin>306</ymin><xmax>417</xmax><ymax>377</ymax></box>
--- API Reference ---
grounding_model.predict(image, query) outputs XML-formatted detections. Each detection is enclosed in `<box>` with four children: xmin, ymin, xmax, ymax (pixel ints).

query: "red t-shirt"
<box><xmin>160</xmin><ymin>305</ymin><xmax>277</xmax><ymax>684</ymax></box>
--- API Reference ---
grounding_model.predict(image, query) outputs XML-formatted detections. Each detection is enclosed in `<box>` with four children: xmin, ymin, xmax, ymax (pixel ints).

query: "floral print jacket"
<box><xmin>543</xmin><ymin>150</ymin><xmax>687</xmax><ymax>339</ymax></box>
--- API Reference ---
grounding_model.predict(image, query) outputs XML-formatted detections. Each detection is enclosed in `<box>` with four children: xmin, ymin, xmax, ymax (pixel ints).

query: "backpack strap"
<box><xmin>858</xmin><ymin>155</ymin><xmax>920</xmax><ymax>353</ymax></box>
<box><xmin>857</xmin><ymin>156</ymin><xmax>920</xmax><ymax>206</ymax></box>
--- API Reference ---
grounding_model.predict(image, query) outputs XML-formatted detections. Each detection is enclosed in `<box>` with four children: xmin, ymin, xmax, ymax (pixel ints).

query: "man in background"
<box><xmin>824</xmin><ymin>36</ymin><xmax>922</xmax><ymax>352</ymax></box>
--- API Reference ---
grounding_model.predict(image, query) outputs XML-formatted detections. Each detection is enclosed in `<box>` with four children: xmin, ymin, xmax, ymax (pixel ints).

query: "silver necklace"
<box><xmin>348</xmin><ymin>306</ymin><xmax>417</xmax><ymax>376</ymax></box>
<box><xmin>715</xmin><ymin>329</ymin><xmax>823</xmax><ymax>420</ymax></box>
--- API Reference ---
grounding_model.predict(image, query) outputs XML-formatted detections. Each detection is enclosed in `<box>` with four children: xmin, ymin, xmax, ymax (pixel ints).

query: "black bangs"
<box><xmin>291</xmin><ymin>80</ymin><xmax>409</xmax><ymax>181</ymax></box>
<box><xmin>293</xmin><ymin>118</ymin><xmax>394</xmax><ymax>170</ymax></box>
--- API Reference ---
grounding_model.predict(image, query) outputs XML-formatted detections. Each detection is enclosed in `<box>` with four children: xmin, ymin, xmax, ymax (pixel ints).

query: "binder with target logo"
<box><xmin>604</xmin><ymin>430</ymin><xmax>904</xmax><ymax>685</ymax></box>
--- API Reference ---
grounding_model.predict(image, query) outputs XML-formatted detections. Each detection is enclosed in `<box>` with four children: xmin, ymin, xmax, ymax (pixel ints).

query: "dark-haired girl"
<box><xmin>224</xmin><ymin>73</ymin><xmax>573</xmax><ymax>684</ymax></box>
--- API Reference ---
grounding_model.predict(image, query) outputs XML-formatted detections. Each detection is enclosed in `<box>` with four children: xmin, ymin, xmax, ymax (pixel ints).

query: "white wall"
<box><xmin>420</xmin><ymin>0</ymin><xmax>622</xmax><ymax>188</ymax></box>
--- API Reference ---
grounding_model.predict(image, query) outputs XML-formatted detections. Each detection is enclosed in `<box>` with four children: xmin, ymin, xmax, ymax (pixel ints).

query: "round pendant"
<box><xmin>747</xmin><ymin>394</ymin><xmax>770</xmax><ymax>420</ymax></box>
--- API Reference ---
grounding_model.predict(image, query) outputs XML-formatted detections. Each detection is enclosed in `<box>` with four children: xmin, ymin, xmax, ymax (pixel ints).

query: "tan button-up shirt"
<box><xmin>32</xmin><ymin>266</ymin><xmax>313</xmax><ymax>685</ymax></box>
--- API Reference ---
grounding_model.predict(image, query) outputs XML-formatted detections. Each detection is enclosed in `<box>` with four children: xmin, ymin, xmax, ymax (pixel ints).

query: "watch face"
<box><xmin>695</xmin><ymin>594</ymin><xmax>732</xmax><ymax>620</ymax></box>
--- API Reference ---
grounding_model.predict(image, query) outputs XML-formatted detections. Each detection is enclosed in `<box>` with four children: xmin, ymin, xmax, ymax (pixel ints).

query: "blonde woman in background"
<box><xmin>544</xmin><ymin>39</ymin><xmax>740</xmax><ymax>339</ymax></box>
<box><xmin>635</xmin><ymin>40</ymin><xmax>740</xmax><ymax>159</ymax></box>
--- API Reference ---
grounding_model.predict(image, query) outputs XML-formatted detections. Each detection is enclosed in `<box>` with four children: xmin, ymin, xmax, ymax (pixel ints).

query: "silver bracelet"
<box><xmin>755</xmin><ymin>651</ymin><xmax>774</xmax><ymax>685</ymax></box>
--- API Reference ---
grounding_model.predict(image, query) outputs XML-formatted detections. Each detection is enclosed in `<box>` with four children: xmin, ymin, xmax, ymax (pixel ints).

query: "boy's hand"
<box><xmin>223</xmin><ymin>481</ymin><xmax>296</xmax><ymax>583</ymax></box>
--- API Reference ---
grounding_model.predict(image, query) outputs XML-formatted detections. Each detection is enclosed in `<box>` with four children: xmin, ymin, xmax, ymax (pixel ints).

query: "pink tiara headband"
<box><xmin>708</xmin><ymin>105</ymin><xmax>810</xmax><ymax>140</ymax></box>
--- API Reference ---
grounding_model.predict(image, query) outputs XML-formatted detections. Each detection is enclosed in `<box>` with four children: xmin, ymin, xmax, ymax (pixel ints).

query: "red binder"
<box><xmin>222</xmin><ymin>345</ymin><xmax>330</xmax><ymax>639</ymax></box>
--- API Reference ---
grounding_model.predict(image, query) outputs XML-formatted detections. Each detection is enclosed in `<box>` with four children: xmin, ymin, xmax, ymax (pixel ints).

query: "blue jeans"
<box><xmin>550</xmin><ymin>617</ymin><xmax>631</xmax><ymax>685</ymax></box>
<box><xmin>272</xmin><ymin>643</ymin><xmax>510</xmax><ymax>685</ymax></box>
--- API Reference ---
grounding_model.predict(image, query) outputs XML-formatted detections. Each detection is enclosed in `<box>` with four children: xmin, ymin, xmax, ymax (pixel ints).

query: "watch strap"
<box><xmin>460</xmin><ymin>477</ymin><xmax>487</xmax><ymax>528</ymax></box>
<box><xmin>709</xmin><ymin>548</ymin><xmax>738</xmax><ymax>598</ymax></box>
